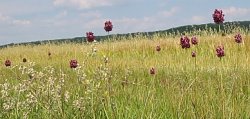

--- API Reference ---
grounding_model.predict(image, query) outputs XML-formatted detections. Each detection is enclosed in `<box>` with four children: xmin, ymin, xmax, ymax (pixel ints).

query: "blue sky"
<box><xmin>0</xmin><ymin>0</ymin><xmax>250</xmax><ymax>45</ymax></box>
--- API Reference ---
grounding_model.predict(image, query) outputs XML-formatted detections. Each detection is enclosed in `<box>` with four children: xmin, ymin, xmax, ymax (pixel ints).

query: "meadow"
<box><xmin>0</xmin><ymin>28</ymin><xmax>249</xmax><ymax>118</ymax></box>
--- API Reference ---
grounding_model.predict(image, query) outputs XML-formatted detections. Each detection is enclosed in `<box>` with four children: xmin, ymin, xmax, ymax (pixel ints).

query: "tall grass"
<box><xmin>0</xmin><ymin>30</ymin><xmax>249</xmax><ymax>118</ymax></box>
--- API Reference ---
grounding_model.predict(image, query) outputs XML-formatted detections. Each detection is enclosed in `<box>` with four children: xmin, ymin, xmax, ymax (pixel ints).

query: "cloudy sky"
<box><xmin>0</xmin><ymin>0</ymin><xmax>249</xmax><ymax>45</ymax></box>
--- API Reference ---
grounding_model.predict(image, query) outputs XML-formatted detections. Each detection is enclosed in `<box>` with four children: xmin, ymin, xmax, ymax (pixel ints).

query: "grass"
<box><xmin>0</xmin><ymin>31</ymin><xmax>249</xmax><ymax>118</ymax></box>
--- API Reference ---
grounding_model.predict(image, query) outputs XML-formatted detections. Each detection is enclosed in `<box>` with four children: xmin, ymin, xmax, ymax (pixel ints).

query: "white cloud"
<box><xmin>0</xmin><ymin>13</ymin><xmax>31</xmax><ymax>25</ymax></box>
<box><xmin>80</xmin><ymin>11</ymin><xmax>102</xmax><ymax>19</ymax></box>
<box><xmin>12</xmin><ymin>20</ymin><xmax>31</xmax><ymax>25</ymax></box>
<box><xmin>53</xmin><ymin>0</ymin><xmax>121</xmax><ymax>9</ymax></box>
<box><xmin>158</xmin><ymin>7</ymin><xmax>180</xmax><ymax>17</ymax></box>
<box><xmin>0</xmin><ymin>13</ymin><xmax>10</xmax><ymax>21</ymax></box>
<box><xmin>56</xmin><ymin>10</ymin><xmax>68</xmax><ymax>18</ymax></box>
<box><xmin>223</xmin><ymin>7</ymin><xmax>250</xmax><ymax>16</ymax></box>
<box><xmin>191</xmin><ymin>16</ymin><xmax>206</xmax><ymax>23</ymax></box>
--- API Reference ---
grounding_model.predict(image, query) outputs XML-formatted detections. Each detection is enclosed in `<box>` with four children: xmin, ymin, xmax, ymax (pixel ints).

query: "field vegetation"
<box><xmin>0</xmin><ymin>26</ymin><xmax>249</xmax><ymax>118</ymax></box>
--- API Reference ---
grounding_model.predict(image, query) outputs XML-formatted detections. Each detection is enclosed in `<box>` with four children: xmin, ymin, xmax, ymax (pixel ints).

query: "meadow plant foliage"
<box><xmin>0</xmin><ymin>9</ymin><xmax>250</xmax><ymax>119</ymax></box>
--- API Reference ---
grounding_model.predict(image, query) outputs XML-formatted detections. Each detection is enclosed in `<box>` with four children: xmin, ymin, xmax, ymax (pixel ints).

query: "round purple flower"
<box><xmin>156</xmin><ymin>45</ymin><xmax>161</xmax><ymax>51</ymax></box>
<box><xmin>180</xmin><ymin>36</ymin><xmax>190</xmax><ymax>49</ymax></box>
<box><xmin>212</xmin><ymin>9</ymin><xmax>225</xmax><ymax>24</ymax></box>
<box><xmin>86</xmin><ymin>32</ymin><xmax>95</xmax><ymax>42</ymax></box>
<box><xmin>234</xmin><ymin>33</ymin><xmax>242</xmax><ymax>43</ymax></box>
<box><xmin>150</xmin><ymin>67</ymin><xmax>156</xmax><ymax>75</ymax></box>
<box><xmin>191</xmin><ymin>36</ymin><xmax>198</xmax><ymax>45</ymax></box>
<box><xmin>191</xmin><ymin>51</ymin><xmax>196</xmax><ymax>57</ymax></box>
<box><xmin>70</xmin><ymin>59</ymin><xmax>78</xmax><ymax>68</ymax></box>
<box><xmin>5</xmin><ymin>59</ymin><xmax>11</xmax><ymax>67</ymax></box>
<box><xmin>48</xmin><ymin>52</ymin><xmax>51</xmax><ymax>57</ymax></box>
<box><xmin>23</xmin><ymin>58</ymin><xmax>27</xmax><ymax>63</ymax></box>
<box><xmin>104</xmin><ymin>21</ymin><xmax>113</xmax><ymax>32</ymax></box>
<box><xmin>216</xmin><ymin>46</ymin><xmax>225</xmax><ymax>58</ymax></box>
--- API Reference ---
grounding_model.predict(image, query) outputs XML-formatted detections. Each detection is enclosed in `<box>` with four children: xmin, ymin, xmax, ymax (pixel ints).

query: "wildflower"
<box><xmin>191</xmin><ymin>36</ymin><xmax>198</xmax><ymax>45</ymax></box>
<box><xmin>48</xmin><ymin>52</ymin><xmax>51</xmax><ymax>57</ymax></box>
<box><xmin>104</xmin><ymin>21</ymin><xmax>113</xmax><ymax>32</ymax></box>
<box><xmin>70</xmin><ymin>59</ymin><xmax>78</xmax><ymax>68</ymax></box>
<box><xmin>212</xmin><ymin>9</ymin><xmax>225</xmax><ymax>24</ymax></box>
<box><xmin>156</xmin><ymin>45</ymin><xmax>161</xmax><ymax>51</ymax></box>
<box><xmin>216</xmin><ymin>46</ymin><xmax>225</xmax><ymax>58</ymax></box>
<box><xmin>192</xmin><ymin>51</ymin><xmax>196</xmax><ymax>57</ymax></box>
<box><xmin>180</xmin><ymin>36</ymin><xmax>190</xmax><ymax>49</ymax></box>
<box><xmin>86</xmin><ymin>32</ymin><xmax>95</xmax><ymax>42</ymax></box>
<box><xmin>5</xmin><ymin>60</ymin><xmax>11</xmax><ymax>67</ymax></box>
<box><xmin>150</xmin><ymin>67</ymin><xmax>156</xmax><ymax>75</ymax></box>
<box><xmin>234</xmin><ymin>33</ymin><xmax>242</xmax><ymax>43</ymax></box>
<box><xmin>23</xmin><ymin>58</ymin><xmax>27</xmax><ymax>63</ymax></box>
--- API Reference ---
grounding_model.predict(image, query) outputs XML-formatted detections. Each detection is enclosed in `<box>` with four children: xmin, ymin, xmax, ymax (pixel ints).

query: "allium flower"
<box><xmin>48</xmin><ymin>52</ymin><xmax>51</xmax><ymax>57</ymax></box>
<box><xmin>216</xmin><ymin>46</ymin><xmax>225</xmax><ymax>58</ymax></box>
<box><xmin>70</xmin><ymin>59</ymin><xmax>78</xmax><ymax>68</ymax></box>
<box><xmin>191</xmin><ymin>36</ymin><xmax>198</xmax><ymax>45</ymax></box>
<box><xmin>234</xmin><ymin>33</ymin><xmax>242</xmax><ymax>43</ymax></box>
<box><xmin>192</xmin><ymin>51</ymin><xmax>196</xmax><ymax>57</ymax></box>
<box><xmin>150</xmin><ymin>67</ymin><xmax>156</xmax><ymax>75</ymax></box>
<box><xmin>104</xmin><ymin>21</ymin><xmax>113</xmax><ymax>32</ymax></box>
<box><xmin>212</xmin><ymin>9</ymin><xmax>225</xmax><ymax>24</ymax></box>
<box><xmin>23</xmin><ymin>58</ymin><xmax>27</xmax><ymax>63</ymax></box>
<box><xmin>180</xmin><ymin>36</ymin><xmax>190</xmax><ymax>49</ymax></box>
<box><xmin>86</xmin><ymin>32</ymin><xmax>95</xmax><ymax>42</ymax></box>
<box><xmin>5</xmin><ymin>60</ymin><xmax>11</xmax><ymax>67</ymax></box>
<box><xmin>156</xmin><ymin>45</ymin><xmax>161</xmax><ymax>51</ymax></box>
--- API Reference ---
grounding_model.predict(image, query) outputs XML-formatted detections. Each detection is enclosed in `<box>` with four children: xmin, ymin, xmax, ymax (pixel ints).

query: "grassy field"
<box><xmin>0</xmin><ymin>31</ymin><xmax>249</xmax><ymax>118</ymax></box>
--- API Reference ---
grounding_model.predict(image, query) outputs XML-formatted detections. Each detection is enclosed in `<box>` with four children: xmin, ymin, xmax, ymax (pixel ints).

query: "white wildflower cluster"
<box><xmin>0</xmin><ymin>57</ymin><xmax>114</xmax><ymax>118</ymax></box>
<box><xmin>25</xmin><ymin>92</ymin><xmax>38</xmax><ymax>108</ymax></box>
<box><xmin>0</xmin><ymin>82</ymin><xmax>15</xmax><ymax>113</ymax></box>
<box><xmin>95</xmin><ymin>64</ymin><xmax>111</xmax><ymax>81</ymax></box>
<box><xmin>72</xmin><ymin>97</ymin><xmax>85</xmax><ymax>111</ymax></box>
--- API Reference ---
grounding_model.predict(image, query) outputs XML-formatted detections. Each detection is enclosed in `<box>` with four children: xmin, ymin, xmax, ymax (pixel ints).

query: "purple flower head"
<box><xmin>48</xmin><ymin>52</ymin><xmax>51</xmax><ymax>57</ymax></box>
<box><xmin>191</xmin><ymin>36</ymin><xmax>198</xmax><ymax>45</ymax></box>
<box><xmin>192</xmin><ymin>51</ymin><xmax>196</xmax><ymax>57</ymax></box>
<box><xmin>212</xmin><ymin>9</ymin><xmax>225</xmax><ymax>24</ymax></box>
<box><xmin>70</xmin><ymin>59</ymin><xmax>78</xmax><ymax>68</ymax></box>
<box><xmin>150</xmin><ymin>67</ymin><xmax>156</xmax><ymax>75</ymax></box>
<box><xmin>156</xmin><ymin>45</ymin><xmax>161</xmax><ymax>51</ymax></box>
<box><xmin>23</xmin><ymin>58</ymin><xmax>27</xmax><ymax>63</ymax></box>
<box><xmin>180</xmin><ymin>36</ymin><xmax>190</xmax><ymax>49</ymax></box>
<box><xmin>234</xmin><ymin>33</ymin><xmax>242</xmax><ymax>43</ymax></box>
<box><xmin>5</xmin><ymin>59</ymin><xmax>11</xmax><ymax>67</ymax></box>
<box><xmin>216</xmin><ymin>46</ymin><xmax>225</xmax><ymax>58</ymax></box>
<box><xmin>104</xmin><ymin>21</ymin><xmax>113</xmax><ymax>32</ymax></box>
<box><xmin>86</xmin><ymin>32</ymin><xmax>95</xmax><ymax>42</ymax></box>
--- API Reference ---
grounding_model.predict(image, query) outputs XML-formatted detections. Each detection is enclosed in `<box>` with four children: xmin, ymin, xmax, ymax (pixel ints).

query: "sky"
<box><xmin>0</xmin><ymin>0</ymin><xmax>250</xmax><ymax>45</ymax></box>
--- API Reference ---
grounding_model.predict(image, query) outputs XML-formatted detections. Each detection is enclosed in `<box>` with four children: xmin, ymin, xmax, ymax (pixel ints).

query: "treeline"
<box><xmin>1</xmin><ymin>21</ymin><xmax>249</xmax><ymax>48</ymax></box>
